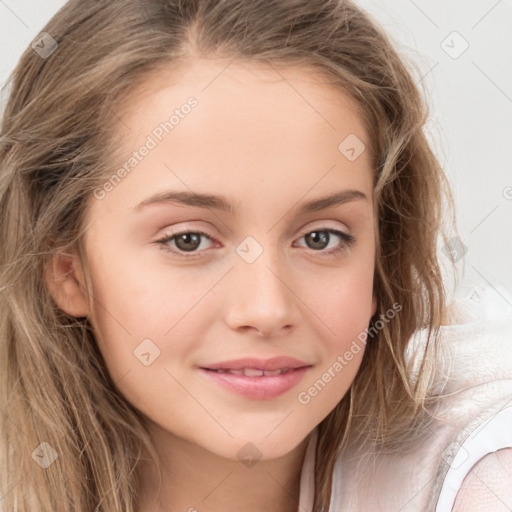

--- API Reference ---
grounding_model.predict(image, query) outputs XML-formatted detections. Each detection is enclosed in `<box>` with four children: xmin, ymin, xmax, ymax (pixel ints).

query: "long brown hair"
<box><xmin>0</xmin><ymin>1</ymin><xmax>456</xmax><ymax>510</ymax></box>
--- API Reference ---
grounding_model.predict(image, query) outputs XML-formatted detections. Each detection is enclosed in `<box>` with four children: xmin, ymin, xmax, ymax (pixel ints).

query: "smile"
<box><xmin>200</xmin><ymin>365</ymin><xmax>311</xmax><ymax>400</ymax></box>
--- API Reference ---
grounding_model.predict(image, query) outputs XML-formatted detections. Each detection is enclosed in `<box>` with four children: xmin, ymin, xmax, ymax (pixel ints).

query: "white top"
<box><xmin>298</xmin><ymin>278</ymin><xmax>512</xmax><ymax>511</ymax></box>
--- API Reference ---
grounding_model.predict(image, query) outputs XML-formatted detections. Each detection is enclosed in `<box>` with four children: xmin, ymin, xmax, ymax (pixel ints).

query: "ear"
<box><xmin>45</xmin><ymin>248</ymin><xmax>90</xmax><ymax>317</ymax></box>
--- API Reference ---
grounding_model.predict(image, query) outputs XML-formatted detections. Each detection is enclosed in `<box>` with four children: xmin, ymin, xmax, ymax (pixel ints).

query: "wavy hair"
<box><xmin>0</xmin><ymin>0</ymin><xmax>456</xmax><ymax>510</ymax></box>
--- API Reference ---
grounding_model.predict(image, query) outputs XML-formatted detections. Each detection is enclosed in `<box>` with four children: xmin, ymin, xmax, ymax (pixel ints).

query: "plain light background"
<box><xmin>1</xmin><ymin>0</ymin><xmax>511</xmax><ymax>301</ymax></box>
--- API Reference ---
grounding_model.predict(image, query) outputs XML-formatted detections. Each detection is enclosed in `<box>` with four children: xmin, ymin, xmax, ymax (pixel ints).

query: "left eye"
<box><xmin>156</xmin><ymin>228</ymin><xmax>355</xmax><ymax>257</ymax></box>
<box><xmin>294</xmin><ymin>229</ymin><xmax>355</xmax><ymax>254</ymax></box>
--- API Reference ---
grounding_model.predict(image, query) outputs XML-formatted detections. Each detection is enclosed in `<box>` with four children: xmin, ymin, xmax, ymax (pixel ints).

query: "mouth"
<box><xmin>199</xmin><ymin>357</ymin><xmax>312</xmax><ymax>400</ymax></box>
<box><xmin>201</xmin><ymin>356</ymin><xmax>311</xmax><ymax>372</ymax></box>
<box><xmin>204</xmin><ymin>367</ymin><xmax>294</xmax><ymax>376</ymax></box>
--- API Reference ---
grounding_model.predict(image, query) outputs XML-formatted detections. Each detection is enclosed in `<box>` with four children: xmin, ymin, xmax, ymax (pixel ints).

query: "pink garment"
<box><xmin>298</xmin><ymin>278</ymin><xmax>512</xmax><ymax>511</ymax></box>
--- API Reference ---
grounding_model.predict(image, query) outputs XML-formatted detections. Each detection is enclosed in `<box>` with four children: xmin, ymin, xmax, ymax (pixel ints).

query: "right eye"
<box><xmin>155</xmin><ymin>229</ymin><xmax>217</xmax><ymax>257</ymax></box>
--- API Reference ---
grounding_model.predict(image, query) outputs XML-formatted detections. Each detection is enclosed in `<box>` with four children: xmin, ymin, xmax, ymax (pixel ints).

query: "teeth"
<box><xmin>260</xmin><ymin>368</ymin><xmax>286</xmax><ymax>376</ymax></box>
<box><xmin>217</xmin><ymin>369</ymin><xmax>244</xmax><ymax>375</ymax></box>
<box><xmin>243</xmin><ymin>368</ymin><xmax>265</xmax><ymax>377</ymax></box>
<box><xmin>214</xmin><ymin>368</ymin><xmax>290</xmax><ymax>376</ymax></box>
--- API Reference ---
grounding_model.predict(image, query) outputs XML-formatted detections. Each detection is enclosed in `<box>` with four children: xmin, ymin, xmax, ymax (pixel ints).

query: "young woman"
<box><xmin>1</xmin><ymin>1</ymin><xmax>511</xmax><ymax>510</ymax></box>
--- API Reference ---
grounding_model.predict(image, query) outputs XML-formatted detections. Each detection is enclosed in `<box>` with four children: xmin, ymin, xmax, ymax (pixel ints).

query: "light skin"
<box><xmin>46</xmin><ymin>58</ymin><xmax>377</xmax><ymax>512</ymax></box>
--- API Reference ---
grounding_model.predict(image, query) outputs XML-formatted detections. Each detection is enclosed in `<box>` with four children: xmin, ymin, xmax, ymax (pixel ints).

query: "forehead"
<box><xmin>118</xmin><ymin>57</ymin><xmax>364</xmax><ymax>116</ymax></box>
<box><xmin>112</xmin><ymin>57</ymin><xmax>369</xmax><ymax>153</ymax></box>
<box><xmin>95</xmin><ymin>58</ymin><xmax>374</xmax><ymax>214</ymax></box>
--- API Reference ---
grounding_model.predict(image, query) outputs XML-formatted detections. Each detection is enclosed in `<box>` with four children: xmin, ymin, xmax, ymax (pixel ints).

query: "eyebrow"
<box><xmin>134</xmin><ymin>189</ymin><xmax>368</xmax><ymax>215</ymax></box>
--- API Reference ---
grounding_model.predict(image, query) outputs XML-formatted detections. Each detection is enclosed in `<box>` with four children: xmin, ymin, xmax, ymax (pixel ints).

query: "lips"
<box><xmin>199</xmin><ymin>356</ymin><xmax>312</xmax><ymax>400</ymax></box>
<box><xmin>201</xmin><ymin>356</ymin><xmax>310</xmax><ymax>372</ymax></box>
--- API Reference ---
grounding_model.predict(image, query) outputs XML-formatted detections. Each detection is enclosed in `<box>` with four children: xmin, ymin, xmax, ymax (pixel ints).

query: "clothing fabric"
<box><xmin>298</xmin><ymin>278</ymin><xmax>512</xmax><ymax>511</ymax></box>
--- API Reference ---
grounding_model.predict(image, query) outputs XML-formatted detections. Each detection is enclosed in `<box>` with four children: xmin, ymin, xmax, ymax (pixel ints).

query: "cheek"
<box><xmin>294</xmin><ymin>260</ymin><xmax>374</xmax><ymax>409</ymax></box>
<box><xmin>88</xmin><ymin>244</ymin><xmax>197</xmax><ymax>329</ymax></box>
<box><xmin>295</xmin><ymin>303</ymin><xmax>369</xmax><ymax>417</ymax></box>
<box><xmin>85</xmin><ymin>254</ymin><xmax>224</xmax><ymax>383</ymax></box>
<box><xmin>306</xmin><ymin>256</ymin><xmax>375</xmax><ymax>342</ymax></box>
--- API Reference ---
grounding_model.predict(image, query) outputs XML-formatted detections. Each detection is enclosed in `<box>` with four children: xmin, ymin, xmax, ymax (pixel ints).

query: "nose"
<box><xmin>224</xmin><ymin>249</ymin><xmax>301</xmax><ymax>338</ymax></box>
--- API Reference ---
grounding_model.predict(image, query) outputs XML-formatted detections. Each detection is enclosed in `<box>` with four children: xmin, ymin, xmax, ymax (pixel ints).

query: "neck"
<box><xmin>135</xmin><ymin>424</ymin><xmax>311</xmax><ymax>512</ymax></box>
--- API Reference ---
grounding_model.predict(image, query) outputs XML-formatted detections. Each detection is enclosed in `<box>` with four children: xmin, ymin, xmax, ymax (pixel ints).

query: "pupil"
<box><xmin>306</xmin><ymin>231</ymin><xmax>328</xmax><ymax>250</ymax></box>
<box><xmin>176</xmin><ymin>233</ymin><xmax>200</xmax><ymax>251</ymax></box>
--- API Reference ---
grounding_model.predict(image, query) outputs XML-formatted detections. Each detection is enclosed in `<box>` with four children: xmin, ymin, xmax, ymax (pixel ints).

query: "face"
<box><xmin>74</xmin><ymin>59</ymin><xmax>377</xmax><ymax>461</ymax></box>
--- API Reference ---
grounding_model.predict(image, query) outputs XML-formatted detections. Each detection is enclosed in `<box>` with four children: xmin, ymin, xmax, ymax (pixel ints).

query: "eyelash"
<box><xmin>155</xmin><ymin>227</ymin><xmax>356</xmax><ymax>259</ymax></box>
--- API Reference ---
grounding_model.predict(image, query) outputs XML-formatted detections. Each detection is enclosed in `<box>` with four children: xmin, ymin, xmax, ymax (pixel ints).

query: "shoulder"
<box><xmin>436</xmin><ymin>404</ymin><xmax>512</xmax><ymax>511</ymax></box>
<box><xmin>406</xmin><ymin>277</ymin><xmax>512</xmax><ymax>394</ymax></box>
<box><xmin>452</xmin><ymin>448</ymin><xmax>512</xmax><ymax>511</ymax></box>
<box><xmin>430</xmin><ymin>278</ymin><xmax>512</xmax><ymax>512</ymax></box>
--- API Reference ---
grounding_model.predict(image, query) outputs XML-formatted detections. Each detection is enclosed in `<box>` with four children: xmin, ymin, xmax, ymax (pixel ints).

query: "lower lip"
<box><xmin>200</xmin><ymin>367</ymin><xmax>311</xmax><ymax>400</ymax></box>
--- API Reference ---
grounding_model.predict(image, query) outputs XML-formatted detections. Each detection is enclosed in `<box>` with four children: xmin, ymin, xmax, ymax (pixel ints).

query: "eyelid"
<box><xmin>296</xmin><ymin>220</ymin><xmax>350</xmax><ymax>236</ymax></box>
<box><xmin>156</xmin><ymin>219</ymin><xmax>350</xmax><ymax>240</ymax></box>
<box><xmin>155</xmin><ymin>221</ymin><xmax>355</xmax><ymax>258</ymax></box>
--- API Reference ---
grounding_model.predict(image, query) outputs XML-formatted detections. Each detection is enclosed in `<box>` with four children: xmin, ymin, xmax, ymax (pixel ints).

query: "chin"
<box><xmin>205</xmin><ymin>427</ymin><xmax>311</xmax><ymax>463</ymax></box>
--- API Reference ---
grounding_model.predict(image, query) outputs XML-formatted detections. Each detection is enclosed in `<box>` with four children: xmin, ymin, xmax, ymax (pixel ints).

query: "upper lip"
<box><xmin>201</xmin><ymin>356</ymin><xmax>311</xmax><ymax>371</ymax></box>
